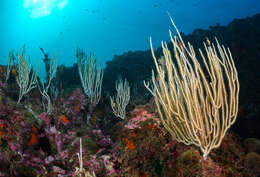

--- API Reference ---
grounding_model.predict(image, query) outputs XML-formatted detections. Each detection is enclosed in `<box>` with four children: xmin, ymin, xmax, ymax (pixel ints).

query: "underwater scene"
<box><xmin>0</xmin><ymin>0</ymin><xmax>260</xmax><ymax>176</ymax></box>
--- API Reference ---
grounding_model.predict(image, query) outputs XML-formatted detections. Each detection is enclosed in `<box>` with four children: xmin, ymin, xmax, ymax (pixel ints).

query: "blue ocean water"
<box><xmin>0</xmin><ymin>0</ymin><xmax>259</xmax><ymax>68</ymax></box>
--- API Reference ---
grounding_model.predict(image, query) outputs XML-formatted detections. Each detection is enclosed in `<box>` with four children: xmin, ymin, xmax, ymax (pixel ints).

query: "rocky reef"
<box><xmin>0</xmin><ymin>13</ymin><xmax>259</xmax><ymax>177</ymax></box>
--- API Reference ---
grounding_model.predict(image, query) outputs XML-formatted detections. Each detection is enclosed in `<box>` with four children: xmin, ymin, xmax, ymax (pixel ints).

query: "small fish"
<box><xmin>147</xmin><ymin>124</ymin><xmax>155</xmax><ymax>130</ymax></box>
<box><xmin>28</xmin><ymin>133</ymin><xmax>38</xmax><ymax>146</ymax></box>
<box><xmin>153</xmin><ymin>2</ymin><xmax>162</xmax><ymax>8</ymax></box>
<box><xmin>32</xmin><ymin>124</ymin><xmax>38</xmax><ymax>134</ymax></box>
<box><xmin>123</xmin><ymin>138</ymin><xmax>135</xmax><ymax>150</ymax></box>
<box><xmin>60</xmin><ymin>114</ymin><xmax>70</xmax><ymax>124</ymax></box>
<box><xmin>129</xmin><ymin>132</ymin><xmax>137</xmax><ymax>137</ymax></box>
<box><xmin>28</xmin><ymin>124</ymin><xmax>38</xmax><ymax>146</ymax></box>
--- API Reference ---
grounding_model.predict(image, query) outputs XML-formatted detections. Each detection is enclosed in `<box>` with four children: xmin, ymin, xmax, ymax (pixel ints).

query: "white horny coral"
<box><xmin>144</xmin><ymin>15</ymin><xmax>239</xmax><ymax>160</ymax></box>
<box><xmin>16</xmin><ymin>47</ymin><xmax>37</xmax><ymax>104</ymax></box>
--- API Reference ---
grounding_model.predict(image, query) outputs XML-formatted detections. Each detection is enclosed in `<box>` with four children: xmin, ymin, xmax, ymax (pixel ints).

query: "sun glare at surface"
<box><xmin>24</xmin><ymin>0</ymin><xmax>68</xmax><ymax>18</ymax></box>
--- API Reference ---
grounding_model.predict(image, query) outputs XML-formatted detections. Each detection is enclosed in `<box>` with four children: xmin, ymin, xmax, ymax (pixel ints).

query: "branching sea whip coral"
<box><xmin>144</xmin><ymin>15</ymin><xmax>239</xmax><ymax>160</ymax></box>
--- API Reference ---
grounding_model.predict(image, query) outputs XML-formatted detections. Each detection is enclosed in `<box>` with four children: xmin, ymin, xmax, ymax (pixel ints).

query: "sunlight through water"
<box><xmin>24</xmin><ymin>0</ymin><xmax>68</xmax><ymax>18</ymax></box>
